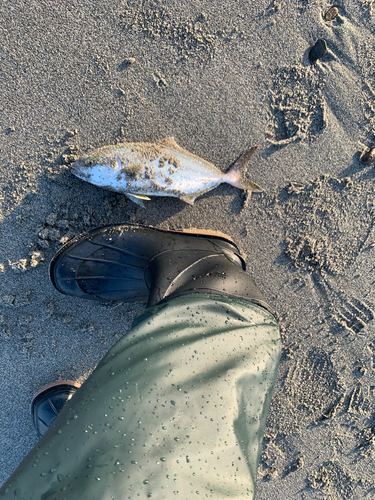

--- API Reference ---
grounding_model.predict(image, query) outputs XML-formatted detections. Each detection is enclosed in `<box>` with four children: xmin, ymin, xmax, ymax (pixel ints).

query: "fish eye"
<box><xmin>85</xmin><ymin>157</ymin><xmax>94</xmax><ymax>166</ymax></box>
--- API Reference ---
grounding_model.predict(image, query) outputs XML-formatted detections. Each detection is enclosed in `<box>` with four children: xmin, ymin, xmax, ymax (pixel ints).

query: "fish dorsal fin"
<box><xmin>125</xmin><ymin>193</ymin><xmax>151</xmax><ymax>208</ymax></box>
<box><xmin>158</xmin><ymin>137</ymin><xmax>196</xmax><ymax>158</ymax></box>
<box><xmin>180</xmin><ymin>194</ymin><xmax>197</xmax><ymax>205</ymax></box>
<box><xmin>158</xmin><ymin>137</ymin><xmax>179</xmax><ymax>149</ymax></box>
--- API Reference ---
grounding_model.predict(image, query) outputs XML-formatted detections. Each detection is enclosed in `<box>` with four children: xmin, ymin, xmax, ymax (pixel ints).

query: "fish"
<box><xmin>70</xmin><ymin>137</ymin><xmax>263</xmax><ymax>207</ymax></box>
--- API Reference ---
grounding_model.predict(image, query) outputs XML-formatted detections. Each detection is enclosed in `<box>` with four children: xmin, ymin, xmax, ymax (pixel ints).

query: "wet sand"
<box><xmin>1</xmin><ymin>0</ymin><xmax>374</xmax><ymax>498</ymax></box>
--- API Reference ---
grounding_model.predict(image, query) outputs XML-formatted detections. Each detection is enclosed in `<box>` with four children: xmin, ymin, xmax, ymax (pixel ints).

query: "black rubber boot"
<box><xmin>31</xmin><ymin>381</ymin><xmax>81</xmax><ymax>437</ymax></box>
<box><xmin>50</xmin><ymin>224</ymin><xmax>270</xmax><ymax>311</ymax></box>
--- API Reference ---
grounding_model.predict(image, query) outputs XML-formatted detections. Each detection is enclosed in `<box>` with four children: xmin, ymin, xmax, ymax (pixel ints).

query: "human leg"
<box><xmin>0</xmin><ymin>225</ymin><xmax>281</xmax><ymax>500</ymax></box>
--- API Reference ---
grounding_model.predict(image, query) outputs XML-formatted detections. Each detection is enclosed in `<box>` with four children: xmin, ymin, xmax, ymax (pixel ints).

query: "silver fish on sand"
<box><xmin>71</xmin><ymin>137</ymin><xmax>263</xmax><ymax>207</ymax></box>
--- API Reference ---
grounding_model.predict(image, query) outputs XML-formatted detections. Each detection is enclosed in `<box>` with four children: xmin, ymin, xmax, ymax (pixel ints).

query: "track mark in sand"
<box><xmin>122</xmin><ymin>2</ymin><xmax>215</xmax><ymax>61</ymax></box>
<box><xmin>347</xmin><ymin>383</ymin><xmax>369</xmax><ymax>414</ymax></box>
<box><xmin>320</xmin><ymin>383</ymin><xmax>370</xmax><ymax>422</ymax></box>
<box><xmin>297</xmin><ymin>0</ymin><xmax>309</xmax><ymax>14</ymax></box>
<box><xmin>283</xmin><ymin>176</ymin><xmax>370</xmax><ymax>274</ymax></box>
<box><xmin>283</xmin><ymin>455</ymin><xmax>304</xmax><ymax>477</ymax></box>
<box><xmin>319</xmin><ymin>393</ymin><xmax>346</xmax><ymax>421</ymax></box>
<box><xmin>266</xmin><ymin>66</ymin><xmax>327</xmax><ymax>145</ymax></box>
<box><xmin>121</xmin><ymin>1</ymin><xmax>245</xmax><ymax>63</ymax></box>
<box><xmin>19</xmin><ymin>331</ymin><xmax>37</xmax><ymax>354</ymax></box>
<box><xmin>259</xmin><ymin>440</ymin><xmax>285</xmax><ymax>481</ymax></box>
<box><xmin>370</xmin><ymin>341</ymin><xmax>375</xmax><ymax>370</ymax></box>
<box><xmin>360</xmin><ymin>39</ymin><xmax>375</xmax><ymax>144</ymax></box>
<box><xmin>332</xmin><ymin>297</ymin><xmax>374</xmax><ymax>334</ymax></box>
<box><xmin>282</xmin><ymin>348</ymin><xmax>342</xmax><ymax>427</ymax></box>
<box><xmin>281</xmin><ymin>175</ymin><xmax>375</xmax><ymax>334</ymax></box>
<box><xmin>315</xmin><ymin>275</ymin><xmax>374</xmax><ymax>334</ymax></box>
<box><xmin>356</xmin><ymin>413</ymin><xmax>375</xmax><ymax>457</ymax></box>
<box><xmin>354</xmin><ymin>1</ymin><xmax>375</xmax><ymax>24</ymax></box>
<box><xmin>308</xmin><ymin>460</ymin><xmax>355</xmax><ymax>498</ymax></box>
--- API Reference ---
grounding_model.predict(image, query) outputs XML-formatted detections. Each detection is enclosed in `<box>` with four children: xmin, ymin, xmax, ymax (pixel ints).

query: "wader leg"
<box><xmin>0</xmin><ymin>294</ymin><xmax>281</xmax><ymax>500</ymax></box>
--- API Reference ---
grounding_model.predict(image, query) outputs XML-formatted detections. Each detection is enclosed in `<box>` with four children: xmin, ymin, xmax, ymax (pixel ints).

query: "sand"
<box><xmin>1</xmin><ymin>0</ymin><xmax>374</xmax><ymax>498</ymax></box>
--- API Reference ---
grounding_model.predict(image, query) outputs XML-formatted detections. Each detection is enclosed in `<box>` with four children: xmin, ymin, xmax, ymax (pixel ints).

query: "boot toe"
<box><xmin>50</xmin><ymin>227</ymin><xmax>150</xmax><ymax>302</ymax></box>
<box><xmin>31</xmin><ymin>381</ymin><xmax>80</xmax><ymax>437</ymax></box>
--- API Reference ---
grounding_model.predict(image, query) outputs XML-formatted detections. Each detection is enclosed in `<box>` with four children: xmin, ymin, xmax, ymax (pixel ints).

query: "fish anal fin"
<box><xmin>180</xmin><ymin>194</ymin><xmax>196</xmax><ymax>205</ymax></box>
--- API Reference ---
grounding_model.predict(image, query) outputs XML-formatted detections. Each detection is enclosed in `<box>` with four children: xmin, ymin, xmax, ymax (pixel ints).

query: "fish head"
<box><xmin>71</xmin><ymin>153</ymin><xmax>118</xmax><ymax>184</ymax></box>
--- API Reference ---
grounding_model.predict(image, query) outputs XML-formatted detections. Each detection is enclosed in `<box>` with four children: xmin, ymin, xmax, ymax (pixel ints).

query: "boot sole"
<box><xmin>173</xmin><ymin>227</ymin><xmax>236</xmax><ymax>242</ymax></box>
<box><xmin>32</xmin><ymin>380</ymin><xmax>81</xmax><ymax>403</ymax></box>
<box><xmin>50</xmin><ymin>223</ymin><xmax>243</xmax><ymax>303</ymax></box>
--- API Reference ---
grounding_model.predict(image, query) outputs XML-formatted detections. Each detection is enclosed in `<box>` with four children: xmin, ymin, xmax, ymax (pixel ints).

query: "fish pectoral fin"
<box><xmin>129</xmin><ymin>193</ymin><xmax>151</xmax><ymax>200</ymax></box>
<box><xmin>125</xmin><ymin>193</ymin><xmax>151</xmax><ymax>208</ymax></box>
<box><xmin>116</xmin><ymin>155</ymin><xmax>122</xmax><ymax>169</ymax></box>
<box><xmin>180</xmin><ymin>194</ymin><xmax>197</xmax><ymax>205</ymax></box>
<box><xmin>158</xmin><ymin>137</ymin><xmax>179</xmax><ymax>149</ymax></box>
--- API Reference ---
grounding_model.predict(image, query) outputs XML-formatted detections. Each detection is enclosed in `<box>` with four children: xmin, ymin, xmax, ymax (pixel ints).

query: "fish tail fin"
<box><xmin>224</xmin><ymin>146</ymin><xmax>264</xmax><ymax>192</ymax></box>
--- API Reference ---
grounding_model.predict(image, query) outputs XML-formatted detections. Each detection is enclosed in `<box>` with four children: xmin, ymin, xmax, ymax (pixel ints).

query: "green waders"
<box><xmin>0</xmin><ymin>294</ymin><xmax>281</xmax><ymax>500</ymax></box>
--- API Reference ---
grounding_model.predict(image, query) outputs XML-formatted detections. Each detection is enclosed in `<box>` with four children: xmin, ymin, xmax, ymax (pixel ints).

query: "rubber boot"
<box><xmin>50</xmin><ymin>224</ymin><xmax>271</xmax><ymax>312</ymax></box>
<box><xmin>31</xmin><ymin>380</ymin><xmax>81</xmax><ymax>437</ymax></box>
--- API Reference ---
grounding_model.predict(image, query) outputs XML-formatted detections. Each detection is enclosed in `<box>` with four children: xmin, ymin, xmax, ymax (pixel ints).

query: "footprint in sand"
<box><xmin>283</xmin><ymin>348</ymin><xmax>342</xmax><ymax>422</ymax></box>
<box><xmin>281</xmin><ymin>175</ymin><xmax>375</xmax><ymax>334</ymax></box>
<box><xmin>265</xmin><ymin>347</ymin><xmax>343</xmax><ymax>433</ymax></box>
<box><xmin>267</xmin><ymin>6</ymin><xmax>374</xmax><ymax>145</ymax></box>
<box><xmin>356</xmin><ymin>411</ymin><xmax>375</xmax><ymax>457</ymax></box>
<box><xmin>266</xmin><ymin>65</ymin><xmax>327</xmax><ymax>145</ymax></box>
<box><xmin>308</xmin><ymin>460</ymin><xmax>355</xmax><ymax>499</ymax></box>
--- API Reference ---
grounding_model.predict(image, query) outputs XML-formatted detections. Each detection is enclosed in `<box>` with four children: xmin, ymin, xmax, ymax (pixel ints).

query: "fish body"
<box><xmin>71</xmin><ymin>137</ymin><xmax>263</xmax><ymax>207</ymax></box>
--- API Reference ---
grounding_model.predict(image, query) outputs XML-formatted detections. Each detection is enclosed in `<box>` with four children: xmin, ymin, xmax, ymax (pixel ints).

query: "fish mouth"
<box><xmin>70</xmin><ymin>159</ymin><xmax>86</xmax><ymax>176</ymax></box>
<box><xmin>70</xmin><ymin>164</ymin><xmax>80</xmax><ymax>176</ymax></box>
<box><xmin>70</xmin><ymin>159</ymin><xmax>95</xmax><ymax>182</ymax></box>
